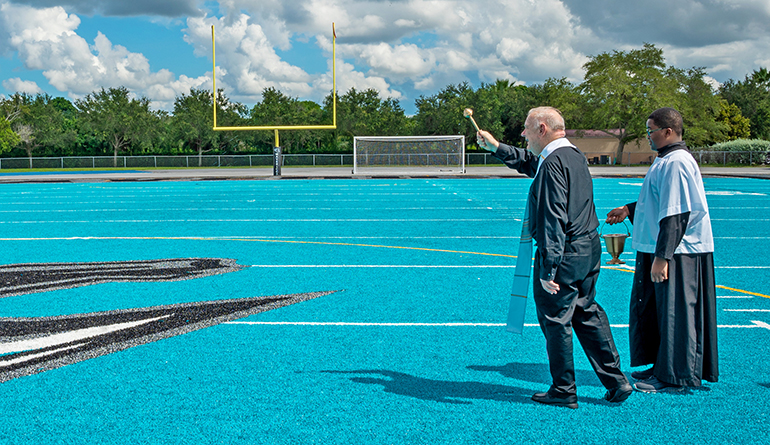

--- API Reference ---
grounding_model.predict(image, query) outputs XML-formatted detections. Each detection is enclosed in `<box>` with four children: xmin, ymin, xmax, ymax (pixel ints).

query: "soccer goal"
<box><xmin>353</xmin><ymin>135</ymin><xmax>465</xmax><ymax>175</ymax></box>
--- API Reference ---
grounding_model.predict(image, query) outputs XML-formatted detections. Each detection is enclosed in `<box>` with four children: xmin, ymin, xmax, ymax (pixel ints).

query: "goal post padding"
<box><xmin>353</xmin><ymin>135</ymin><xmax>465</xmax><ymax>175</ymax></box>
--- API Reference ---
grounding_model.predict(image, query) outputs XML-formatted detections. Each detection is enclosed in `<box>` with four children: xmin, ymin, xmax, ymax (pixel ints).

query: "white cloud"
<box><xmin>356</xmin><ymin>42</ymin><xmax>435</xmax><ymax>77</ymax></box>
<box><xmin>3</xmin><ymin>0</ymin><xmax>770</xmax><ymax>114</ymax></box>
<box><xmin>11</xmin><ymin>0</ymin><xmax>200</xmax><ymax>17</ymax></box>
<box><xmin>0</xmin><ymin>1</ymin><xmax>210</xmax><ymax>109</ymax></box>
<box><xmin>185</xmin><ymin>14</ymin><xmax>315</xmax><ymax>101</ymax></box>
<box><xmin>2</xmin><ymin>77</ymin><xmax>43</xmax><ymax>94</ymax></box>
<box><xmin>496</xmin><ymin>38</ymin><xmax>532</xmax><ymax>64</ymax></box>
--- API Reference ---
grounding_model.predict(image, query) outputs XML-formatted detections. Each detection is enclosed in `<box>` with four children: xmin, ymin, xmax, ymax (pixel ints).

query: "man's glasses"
<box><xmin>646</xmin><ymin>127</ymin><xmax>666</xmax><ymax>136</ymax></box>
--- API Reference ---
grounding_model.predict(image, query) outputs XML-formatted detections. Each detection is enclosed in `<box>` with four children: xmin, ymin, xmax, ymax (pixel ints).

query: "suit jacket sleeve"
<box><xmin>492</xmin><ymin>143</ymin><xmax>539</xmax><ymax>178</ymax></box>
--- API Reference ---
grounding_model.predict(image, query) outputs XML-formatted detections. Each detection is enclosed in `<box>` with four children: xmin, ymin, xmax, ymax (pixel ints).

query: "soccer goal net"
<box><xmin>353</xmin><ymin>135</ymin><xmax>465</xmax><ymax>175</ymax></box>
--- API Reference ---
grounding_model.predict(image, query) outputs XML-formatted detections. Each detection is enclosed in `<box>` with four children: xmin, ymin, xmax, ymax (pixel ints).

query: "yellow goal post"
<box><xmin>210</xmin><ymin>23</ymin><xmax>337</xmax><ymax>149</ymax></box>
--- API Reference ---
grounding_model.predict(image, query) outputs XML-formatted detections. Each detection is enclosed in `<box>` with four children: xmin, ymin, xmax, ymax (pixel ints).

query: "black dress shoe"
<box><xmin>531</xmin><ymin>392</ymin><xmax>578</xmax><ymax>409</ymax></box>
<box><xmin>631</xmin><ymin>367</ymin><xmax>654</xmax><ymax>380</ymax></box>
<box><xmin>633</xmin><ymin>377</ymin><xmax>683</xmax><ymax>393</ymax></box>
<box><xmin>604</xmin><ymin>383</ymin><xmax>634</xmax><ymax>403</ymax></box>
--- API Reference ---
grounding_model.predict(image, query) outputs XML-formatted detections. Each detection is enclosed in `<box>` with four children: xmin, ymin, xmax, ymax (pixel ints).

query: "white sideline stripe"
<box><xmin>0</xmin><ymin>236</ymin><xmax>522</xmax><ymax>240</ymax></box>
<box><xmin>0</xmin><ymin>218</ymin><xmax>508</xmax><ymax>223</ymax></box>
<box><xmin>247</xmin><ymin>265</ymin><xmax>516</xmax><ymax>268</ymax></box>
<box><xmin>717</xmin><ymin>295</ymin><xmax>754</xmax><ymax>299</ymax></box>
<box><xmin>723</xmin><ymin>309</ymin><xmax>770</xmax><ymax>312</ymax></box>
<box><xmin>712</xmin><ymin>219</ymin><xmax>770</xmax><ymax>221</ymax></box>
<box><xmin>225</xmin><ymin>321</ymin><xmax>770</xmax><ymax>329</ymax></box>
<box><xmin>245</xmin><ymin>264</ymin><xmax>769</xmax><ymax>270</ymax></box>
<box><xmin>227</xmin><ymin>321</ymin><xmax>515</xmax><ymax>327</ymax></box>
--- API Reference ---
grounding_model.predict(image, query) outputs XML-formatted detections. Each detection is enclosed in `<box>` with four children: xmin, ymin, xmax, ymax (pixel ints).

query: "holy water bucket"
<box><xmin>600</xmin><ymin>221</ymin><xmax>630</xmax><ymax>265</ymax></box>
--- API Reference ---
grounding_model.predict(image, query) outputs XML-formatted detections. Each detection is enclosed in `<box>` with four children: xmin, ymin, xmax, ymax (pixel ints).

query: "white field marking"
<box><xmin>227</xmin><ymin>321</ymin><xmax>515</xmax><ymax>327</ymax></box>
<box><xmin>723</xmin><ymin>309</ymin><xmax>770</xmax><ymax>312</ymax></box>
<box><xmin>706</xmin><ymin>191</ymin><xmax>767</xmax><ymax>196</ymax></box>
<box><xmin>710</xmin><ymin>207</ymin><xmax>770</xmax><ymax>210</ymax></box>
<box><xmin>225</xmin><ymin>321</ymin><xmax>768</xmax><ymax>329</ymax></box>
<box><xmin>0</xmin><ymin>218</ymin><xmax>509</xmax><ymax>224</ymax></box>
<box><xmin>717</xmin><ymin>295</ymin><xmax>754</xmax><ymax>299</ymax></box>
<box><xmin>618</xmin><ymin>183</ymin><xmax>643</xmax><ymax>186</ymax></box>
<box><xmin>0</xmin><ymin>206</ymin><xmax>508</xmax><ymax>213</ymax></box>
<box><xmin>247</xmin><ymin>265</ymin><xmax>517</xmax><ymax>268</ymax></box>
<box><xmin>0</xmin><ymin>236</ymin><xmax>522</xmax><ymax>240</ymax></box>
<box><xmin>0</xmin><ymin>314</ymin><xmax>170</xmax><ymax>355</ymax></box>
<box><xmin>711</xmin><ymin>219</ymin><xmax>770</xmax><ymax>221</ymax></box>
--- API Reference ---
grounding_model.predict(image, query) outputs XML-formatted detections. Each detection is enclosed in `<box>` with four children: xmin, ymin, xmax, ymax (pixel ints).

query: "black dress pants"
<box><xmin>533</xmin><ymin>232</ymin><xmax>628</xmax><ymax>396</ymax></box>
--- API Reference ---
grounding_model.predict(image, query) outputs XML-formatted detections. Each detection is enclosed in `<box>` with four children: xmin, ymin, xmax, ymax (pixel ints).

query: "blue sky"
<box><xmin>1</xmin><ymin>0</ymin><xmax>769</xmax><ymax>115</ymax></box>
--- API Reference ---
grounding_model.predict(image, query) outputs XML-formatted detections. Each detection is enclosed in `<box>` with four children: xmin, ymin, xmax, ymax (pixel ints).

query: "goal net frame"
<box><xmin>353</xmin><ymin>135</ymin><xmax>466</xmax><ymax>175</ymax></box>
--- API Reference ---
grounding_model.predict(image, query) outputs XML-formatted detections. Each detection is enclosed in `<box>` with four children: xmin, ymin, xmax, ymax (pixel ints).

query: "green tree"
<box><xmin>670</xmin><ymin>67</ymin><xmax>726</xmax><ymax>147</ymax></box>
<box><xmin>248</xmin><ymin>87</ymin><xmax>327</xmax><ymax>153</ymax></box>
<box><xmin>0</xmin><ymin>117</ymin><xmax>20</xmax><ymax>154</ymax></box>
<box><xmin>716</xmin><ymin>100</ymin><xmax>751</xmax><ymax>140</ymax></box>
<box><xmin>336</xmin><ymin>88</ymin><xmax>410</xmax><ymax>137</ymax></box>
<box><xmin>720</xmin><ymin>67</ymin><xmax>770</xmax><ymax>140</ymax></box>
<box><xmin>413</xmin><ymin>82</ymin><xmax>477</xmax><ymax>137</ymax></box>
<box><xmin>579</xmin><ymin>43</ymin><xmax>678</xmax><ymax>160</ymax></box>
<box><xmin>529</xmin><ymin>77</ymin><xmax>585</xmax><ymax>128</ymax></box>
<box><xmin>75</xmin><ymin>87</ymin><xmax>160</xmax><ymax>166</ymax></box>
<box><xmin>462</xmin><ymin>80</ymin><xmax>535</xmax><ymax>148</ymax></box>
<box><xmin>0</xmin><ymin>96</ymin><xmax>22</xmax><ymax>154</ymax></box>
<box><xmin>326</xmin><ymin>87</ymin><xmax>412</xmax><ymax>153</ymax></box>
<box><xmin>10</xmin><ymin>93</ymin><xmax>77</xmax><ymax>167</ymax></box>
<box><xmin>171</xmin><ymin>88</ymin><xmax>245</xmax><ymax>165</ymax></box>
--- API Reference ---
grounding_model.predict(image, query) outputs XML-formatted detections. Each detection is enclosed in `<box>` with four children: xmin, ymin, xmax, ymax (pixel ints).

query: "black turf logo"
<box><xmin>0</xmin><ymin>259</ymin><xmax>334</xmax><ymax>383</ymax></box>
<box><xmin>0</xmin><ymin>258</ymin><xmax>244</xmax><ymax>298</ymax></box>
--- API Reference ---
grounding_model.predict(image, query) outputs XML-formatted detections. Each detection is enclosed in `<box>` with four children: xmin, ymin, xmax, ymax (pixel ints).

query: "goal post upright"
<box><xmin>211</xmin><ymin>23</ymin><xmax>337</xmax><ymax>174</ymax></box>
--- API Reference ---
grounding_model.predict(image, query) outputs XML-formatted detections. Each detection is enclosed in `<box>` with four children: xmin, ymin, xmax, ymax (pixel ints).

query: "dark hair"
<box><xmin>648</xmin><ymin>107</ymin><xmax>683</xmax><ymax>137</ymax></box>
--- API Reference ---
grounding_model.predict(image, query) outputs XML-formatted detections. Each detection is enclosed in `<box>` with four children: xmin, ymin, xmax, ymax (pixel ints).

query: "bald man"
<box><xmin>478</xmin><ymin>107</ymin><xmax>631</xmax><ymax>408</ymax></box>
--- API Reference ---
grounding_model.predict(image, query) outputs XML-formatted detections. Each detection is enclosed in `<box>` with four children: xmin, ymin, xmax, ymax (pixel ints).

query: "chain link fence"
<box><xmin>0</xmin><ymin>151</ymin><xmax>768</xmax><ymax>170</ymax></box>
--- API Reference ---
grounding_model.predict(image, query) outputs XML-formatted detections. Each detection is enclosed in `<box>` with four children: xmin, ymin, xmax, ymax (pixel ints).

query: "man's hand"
<box><xmin>540</xmin><ymin>279</ymin><xmax>560</xmax><ymax>294</ymax></box>
<box><xmin>476</xmin><ymin>130</ymin><xmax>499</xmax><ymax>152</ymax></box>
<box><xmin>651</xmin><ymin>257</ymin><xmax>669</xmax><ymax>282</ymax></box>
<box><xmin>606</xmin><ymin>206</ymin><xmax>629</xmax><ymax>225</ymax></box>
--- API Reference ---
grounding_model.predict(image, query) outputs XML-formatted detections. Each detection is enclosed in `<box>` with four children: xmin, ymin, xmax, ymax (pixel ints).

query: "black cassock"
<box><xmin>494</xmin><ymin>142</ymin><xmax>628</xmax><ymax>396</ymax></box>
<box><xmin>625</xmin><ymin>143</ymin><xmax>719</xmax><ymax>386</ymax></box>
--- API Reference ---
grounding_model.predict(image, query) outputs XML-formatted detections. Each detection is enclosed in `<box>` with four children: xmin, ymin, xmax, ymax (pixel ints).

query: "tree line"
<box><xmin>1</xmin><ymin>43</ymin><xmax>769</xmax><ymax>165</ymax></box>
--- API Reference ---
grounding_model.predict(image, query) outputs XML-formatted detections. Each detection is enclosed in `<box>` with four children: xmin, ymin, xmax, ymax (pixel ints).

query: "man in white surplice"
<box><xmin>606</xmin><ymin>107</ymin><xmax>718</xmax><ymax>393</ymax></box>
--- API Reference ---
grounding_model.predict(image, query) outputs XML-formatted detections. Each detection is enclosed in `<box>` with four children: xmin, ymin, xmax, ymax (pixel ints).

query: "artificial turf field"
<box><xmin>0</xmin><ymin>176</ymin><xmax>768</xmax><ymax>444</ymax></box>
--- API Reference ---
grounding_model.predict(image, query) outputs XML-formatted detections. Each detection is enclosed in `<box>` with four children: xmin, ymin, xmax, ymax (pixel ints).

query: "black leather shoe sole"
<box><xmin>532</xmin><ymin>392</ymin><xmax>578</xmax><ymax>409</ymax></box>
<box><xmin>604</xmin><ymin>383</ymin><xmax>634</xmax><ymax>403</ymax></box>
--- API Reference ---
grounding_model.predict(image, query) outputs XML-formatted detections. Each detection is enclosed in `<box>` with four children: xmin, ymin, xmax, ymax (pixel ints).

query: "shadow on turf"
<box><xmin>467</xmin><ymin>362</ymin><xmax>603</xmax><ymax>387</ymax></box>
<box><xmin>322</xmin><ymin>368</ymin><xmax>611</xmax><ymax>407</ymax></box>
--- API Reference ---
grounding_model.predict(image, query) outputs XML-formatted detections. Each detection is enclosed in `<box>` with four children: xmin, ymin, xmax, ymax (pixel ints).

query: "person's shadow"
<box><xmin>466</xmin><ymin>362</ymin><xmax>603</xmax><ymax>387</ymax></box>
<box><xmin>322</xmin><ymin>369</ymin><xmax>532</xmax><ymax>405</ymax></box>
<box><xmin>323</xmin><ymin>362</ymin><xmax>608</xmax><ymax>406</ymax></box>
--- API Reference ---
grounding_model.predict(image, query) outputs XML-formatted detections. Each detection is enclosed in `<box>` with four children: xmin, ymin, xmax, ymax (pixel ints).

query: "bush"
<box><xmin>696</xmin><ymin>139</ymin><xmax>770</xmax><ymax>164</ymax></box>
